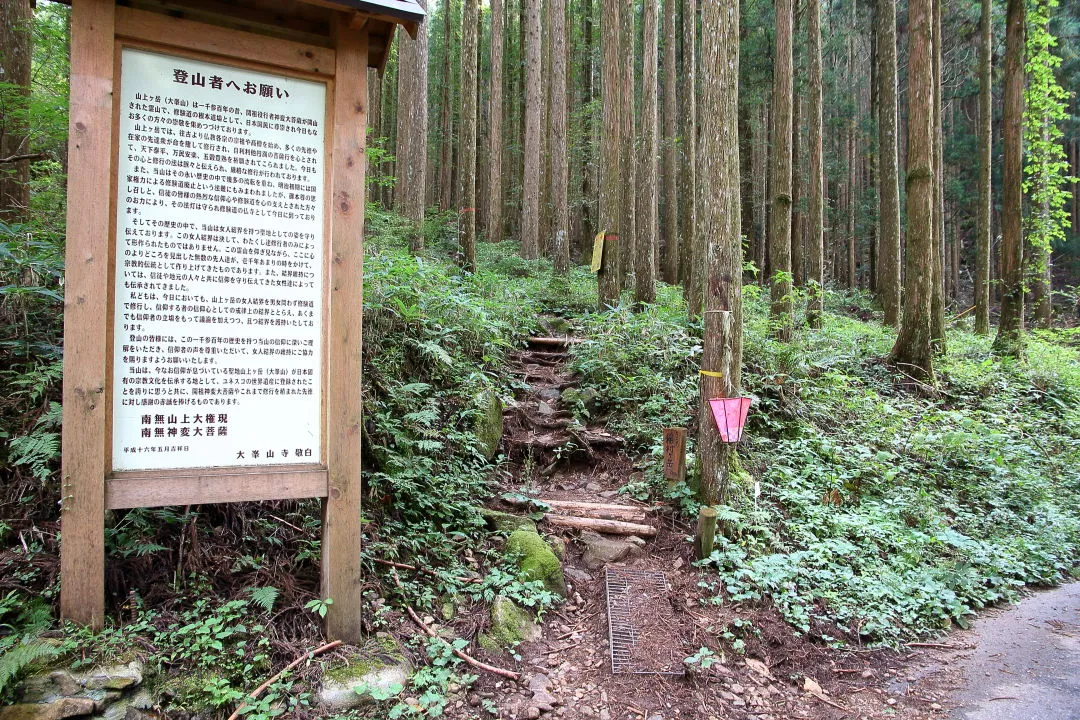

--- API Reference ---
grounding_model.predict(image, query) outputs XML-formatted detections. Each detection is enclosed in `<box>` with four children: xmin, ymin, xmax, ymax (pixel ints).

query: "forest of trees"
<box><xmin>369</xmin><ymin>0</ymin><xmax>1079</xmax><ymax>377</ymax></box>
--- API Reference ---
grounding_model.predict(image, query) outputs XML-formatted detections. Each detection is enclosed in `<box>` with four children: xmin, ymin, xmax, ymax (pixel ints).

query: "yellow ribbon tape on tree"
<box><xmin>698</xmin><ymin>370</ymin><xmax>724</xmax><ymax>378</ymax></box>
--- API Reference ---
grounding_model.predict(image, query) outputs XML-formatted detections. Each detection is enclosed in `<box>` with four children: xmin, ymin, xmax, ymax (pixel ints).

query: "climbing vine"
<box><xmin>1022</xmin><ymin>0</ymin><xmax>1074</xmax><ymax>262</ymax></box>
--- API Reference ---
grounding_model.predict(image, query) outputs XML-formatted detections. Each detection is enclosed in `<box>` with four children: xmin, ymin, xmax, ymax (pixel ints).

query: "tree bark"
<box><xmin>460</xmin><ymin>0</ymin><xmax>479</xmax><ymax>269</ymax></box>
<box><xmin>994</xmin><ymin>0</ymin><xmax>1024</xmax><ymax>355</ymax></box>
<box><xmin>877</xmin><ymin>0</ymin><xmax>902</xmax><ymax>327</ymax></box>
<box><xmin>930</xmin><ymin>0</ymin><xmax>946</xmax><ymax>352</ymax></box>
<box><xmin>791</xmin><ymin>6</ymin><xmax>804</xmax><ymax>289</ymax></box>
<box><xmin>396</xmin><ymin>0</ymin><xmax>429</xmax><ymax>253</ymax></box>
<box><xmin>697</xmin><ymin>0</ymin><xmax>742</xmax><ymax>506</ymax></box>
<box><xmin>550</xmin><ymin>0</ymin><xmax>570</xmax><ymax>272</ymax></box>
<box><xmin>635</xmin><ymin>0</ymin><xmax>660</xmax><ymax>304</ymax></box>
<box><xmin>487</xmin><ymin>0</ymin><xmax>506</xmax><ymax>244</ymax></box>
<box><xmin>680</xmin><ymin>0</ymin><xmax>699</xmax><ymax>315</ymax></box>
<box><xmin>0</xmin><ymin>0</ymin><xmax>32</xmax><ymax>222</ymax></box>
<box><xmin>662</xmin><ymin>0</ymin><xmax>680</xmax><ymax>285</ymax></box>
<box><xmin>598</xmin><ymin>0</ymin><xmax>622</xmax><ymax>308</ymax></box>
<box><xmin>806</xmin><ymin>0</ymin><xmax>824</xmax><ymax>328</ymax></box>
<box><xmin>438</xmin><ymin>0</ymin><xmax>455</xmax><ymax>211</ymax></box>
<box><xmin>769</xmin><ymin>0</ymin><xmax>794</xmax><ymax>340</ymax></box>
<box><xmin>367</xmin><ymin>68</ymin><xmax>383</xmax><ymax>205</ymax></box>
<box><xmin>522</xmin><ymin>0</ymin><xmax>542</xmax><ymax>259</ymax></box>
<box><xmin>618</xmin><ymin>0</ymin><xmax>637</xmax><ymax>290</ymax></box>
<box><xmin>580</xmin><ymin>0</ymin><xmax>596</xmax><ymax>262</ymax></box>
<box><xmin>890</xmin><ymin>0</ymin><xmax>935</xmax><ymax>382</ymax></box>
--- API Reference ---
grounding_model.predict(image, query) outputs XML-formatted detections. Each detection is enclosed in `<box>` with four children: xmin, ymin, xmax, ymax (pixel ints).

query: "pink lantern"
<box><xmin>709</xmin><ymin>397</ymin><xmax>753</xmax><ymax>443</ymax></box>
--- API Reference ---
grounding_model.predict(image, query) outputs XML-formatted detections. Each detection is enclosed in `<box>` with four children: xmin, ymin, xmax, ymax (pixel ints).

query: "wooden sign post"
<box><xmin>59</xmin><ymin>0</ymin><xmax>424</xmax><ymax>644</ymax></box>
<box><xmin>662</xmin><ymin>427</ymin><xmax>687</xmax><ymax>485</ymax></box>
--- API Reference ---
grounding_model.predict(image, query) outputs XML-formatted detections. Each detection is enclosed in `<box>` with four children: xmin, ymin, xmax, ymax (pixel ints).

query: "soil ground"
<box><xmin>442</xmin><ymin>331</ymin><xmax>1080</xmax><ymax>720</ymax></box>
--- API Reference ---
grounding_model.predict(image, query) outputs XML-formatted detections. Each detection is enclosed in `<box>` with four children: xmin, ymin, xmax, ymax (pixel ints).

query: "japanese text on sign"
<box><xmin>112</xmin><ymin>49</ymin><xmax>326</xmax><ymax>471</ymax></box>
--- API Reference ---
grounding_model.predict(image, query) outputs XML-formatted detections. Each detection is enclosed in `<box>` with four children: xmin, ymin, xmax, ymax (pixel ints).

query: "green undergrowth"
<box><xmin>568</xmin><ymin>282</ymin><xmax>1080</xmax><ymax>645</ymax></box>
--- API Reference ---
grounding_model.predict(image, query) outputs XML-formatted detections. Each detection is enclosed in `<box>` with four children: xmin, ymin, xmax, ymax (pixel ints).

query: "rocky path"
<box><xmin>464</xmin><ymin>327</ymin><xmax>1080</xmax><ymax>720</ymax></box>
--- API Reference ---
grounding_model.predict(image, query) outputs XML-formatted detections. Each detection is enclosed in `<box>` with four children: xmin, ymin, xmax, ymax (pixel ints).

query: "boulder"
<box><xmin>579</xmin><ymin>531</ymin><xmax>646</xmax><ymax>570</ymax></box>
<box><xmin>487</xmin><ymin>596</ymin><xmax>541</xmax><ymax>647</ymax></box>
<box><xmin>76</xmin><ymin>661</ymin><xmax>143</xmax><ymax>692</ymax></box>
<box><xmin>317</xmin><ymin>636</ymin><xmax>411</xmax><ymax>711</ymax></box>
<box><xmin>473</xmin><ymin>390</ymin><xmax>504</xmax><ymax>460</ymax></box>
<box><xmin>478</xmin><ymin>508</ymin><xmax>536</xmax><ymax>535</ymax></box>
<box><xmin>503</xmin><ymin>530</ymin><xmax>566</xmax><ymax>597</ymax></box>
<box><xmin>0</xmin><ymin>698</ymin><xmax>95</xmax><ymax>720</ymax></box>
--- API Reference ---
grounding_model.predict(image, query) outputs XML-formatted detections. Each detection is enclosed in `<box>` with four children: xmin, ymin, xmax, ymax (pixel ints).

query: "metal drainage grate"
<box><xmin>604</xmin><ymin>567</ymin><xmax>685</xmax><ymax>675</ymax></box>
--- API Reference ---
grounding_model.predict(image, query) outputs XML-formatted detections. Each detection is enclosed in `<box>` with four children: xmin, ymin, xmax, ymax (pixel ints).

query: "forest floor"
<box><xmin>453</xmin><ymin>326</ymin><xmax>1079</xmax><ymax>720</ymax></box>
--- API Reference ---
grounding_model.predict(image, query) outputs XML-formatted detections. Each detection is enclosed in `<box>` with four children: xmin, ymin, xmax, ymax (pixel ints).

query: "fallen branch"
<box><xmin>906</xmin><ymin>642</ymin><xmax>970</xmax><ymax>650</ymax></box>
<box><xmin>227</xmin><ymin>640</ymin><xmax>343</xmax><ymax>720</ymax></box>
<box><xmin>391</xmin><ymin>570</ymin><xmax>520</xmax><ymax>681</ymax></box>
<box><xmin>370</xmin><ymin>556</ymin><xmax>483</xmax><ymax>584</ymax></box>
<box><xmin>0</xmin><ymin>152</ymin><xmax>47</xmax><ymax>165</ymax></box>
<box><xmin>544</xmin><ymin>514</ymin><xmax>657</xmax><ymax>537</ymax></box>
<box><xmin>805</xmin><ymin>690</ymin><xmax>850</xmax><ymax>713</ymax></box>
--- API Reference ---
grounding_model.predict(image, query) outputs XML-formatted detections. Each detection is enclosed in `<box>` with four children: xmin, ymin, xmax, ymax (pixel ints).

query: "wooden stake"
<box><xmin>694</xmin><ymin>506</ymin><xmax>717</xmax><ymax>560</ymax></box>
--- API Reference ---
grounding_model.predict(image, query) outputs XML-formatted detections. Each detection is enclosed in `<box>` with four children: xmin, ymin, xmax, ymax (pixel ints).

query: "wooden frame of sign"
<box><xmin>59</xmin><ymin>0</ymin><xmax>423</xmax><ymax>644</ymax></box>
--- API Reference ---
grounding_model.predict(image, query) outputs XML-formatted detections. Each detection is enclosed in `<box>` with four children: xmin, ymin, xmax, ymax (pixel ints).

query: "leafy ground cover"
<box><xmin>567</xmin><ymin>278</ymin><xmax>1080</xmax><ymax>645</ymax></box>
<box><xmin>2</xmin><ymin>205</ymin><xmax>1079</xmax><ymax>715</ymax></box>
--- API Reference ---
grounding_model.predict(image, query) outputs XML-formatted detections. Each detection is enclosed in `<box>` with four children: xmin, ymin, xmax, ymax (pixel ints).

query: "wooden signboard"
<box><xmin>662</xmin><ymin>427</ymin><xmax>686</xmax><ymax>483</ymax></box>
<box><xmin>59</xmin><ymin>0</ymin><xmax>424</xmax><ymax>644</ymax></box>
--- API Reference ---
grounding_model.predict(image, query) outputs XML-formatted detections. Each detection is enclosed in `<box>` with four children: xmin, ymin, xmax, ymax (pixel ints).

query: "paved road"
<box><xmin>950</xmin><ymin>582</ymin><xmax>1080</xmax><ymax>720</ymax></box>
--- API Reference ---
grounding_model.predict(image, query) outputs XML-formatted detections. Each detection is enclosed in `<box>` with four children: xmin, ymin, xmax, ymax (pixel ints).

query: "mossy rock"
<box><xmin>473</xmin><ymin>390</ymin><xmax>504</xmax><ymax>460</ymax></box>
<box><xmin>478</xmin><ymin>508</ymin><xmax>536</xmax><ymax>534</ymax></box>
<box><xmin>504</xmin><ymin>530</ymin><xmax>566</xmax><ymax>597</ymax></box>
<box><xmin>319</xmin><ymin>635</ymin><xmax>411</xmax><ymax>711</ymax></box>
<box><xmin>486</xmin><ymin>596</ymin><xmax>540</xmax><ymax>648</ymax></box>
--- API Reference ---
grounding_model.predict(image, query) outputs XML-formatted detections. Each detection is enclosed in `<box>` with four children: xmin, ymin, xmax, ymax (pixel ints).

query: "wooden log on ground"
<box><xmin>543</xmin><ymin>514</ymin><xmax>657</xmax><ymax>537</ymax></box>
<box><xmin>503</xmin><ymin>496</ymin><xmax>648</xmax><ymax>523</ymax></box>
<box><xmin>527</xmin><ymin>336</ymin><xmax>584</xmax><ymax>347</ymax></box>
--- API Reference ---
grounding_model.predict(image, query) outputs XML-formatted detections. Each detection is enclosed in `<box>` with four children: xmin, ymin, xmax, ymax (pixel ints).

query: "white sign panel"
<box><xmin>112</xmin><ymin>49</ymin><xmax>325</xmax><ymax>471</ymax></box>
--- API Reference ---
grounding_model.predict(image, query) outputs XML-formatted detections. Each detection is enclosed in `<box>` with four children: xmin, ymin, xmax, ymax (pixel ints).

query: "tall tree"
<box><xmin>551</xmin><ymin>0</ymin><xmax>570</xmax><ymax>272</ymax></box>
<box><xmin>580</xmin><ymin>0</ymin><xmax>596</xmax><ymax>261</ymax></box>
<box><xmin>974</xmin><ymin>0</ymin><xmax>992</xmax><ymax>335</ymax></box>
<box><xmin>696</xmin><ymin>0</ymin><xmax>742</xmax><ymax>506</ymax></box>
<box><xmin>0</xmin><ymin>0</ymin><xmax>33</xmax><ymax>221</ymax></box>
<box><xmin>769</xmin><ymin>0</ymin><xmax>794</xmax><ymax>340</ymax></box>
<box><xmin>890</xmin><ymin>0</ymin><xmax>936</xmax><ymax>381</ymax></box>
<box><xmin>618</xmin><ymin>0</ymin><xmax>637</xmax><ymax>286</ymax></box>
<box><xmin>460</xmin><ymin>0</ymin><xmax>479</xmax><ymax>270</ymax></box>
<box><xmin>682</xmin><ymin>0</ymin><xmax>700</xmax><ymax>316</ymax></box>
<box><xmin>930</xmin><ymin>0</ymin><xmax>946</xmax><ymax>352</ymax></box>
<box><xmin>994</xmin><ymin>0</ymin><xmax>1025</xmax><ymax>355</ymax></box>
<box><xmin>1023</xmin><ymin>0</ymin><xmax>1070</xmax><ymax>330</ymax></box>
<box><xmin>487</xmin><ymin>0</ymin><xmax>505</xmax><ymax>243</ymax></box>
<box><xmin>662</xmin><ymin>0</ymin><xmax>680</xmax><ymax>284</ymax></box>
<box><xmin>598</xmin><ymin>0</ymin><xmax>622</xmax><ymax>308</ymax></box>
<box><xmin>636</xmin><ymin>0</ymin><xmax>659</xmax><ymax>304</ymax></box>
<box><xmin>396</xmin><ymin>0</ymin><xmax>429</xmax><ymax>253</ymax></box>
<box><xmin>791</xmin><ymin>3</ymin><xmax>805</xmax><ymax>288</ymax></box>
<box><xmin>806</xmin><ymin>0</ymin><xmax>825</xmax><ymax>329</ymax></box>
<box><xmin>521</xmin><ymin>0</ymin><xmax>542</xmax><ymax>259</ymax></box>
<box><xmin>438</xmin><ymin>0</ymin><xmax>456</xmax><ymax>211</ymax></box>
<box><xmin>877</xmin><ymin>0</ymin><xmax>901</xmax><ymax>327</ymax></box>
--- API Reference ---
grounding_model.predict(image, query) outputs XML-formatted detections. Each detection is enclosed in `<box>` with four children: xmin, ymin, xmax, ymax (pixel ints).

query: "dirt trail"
<box><xmin>460</xmin><ymin>330</ymin><xmax>1080</xmax><ymax>720</ymax></box>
